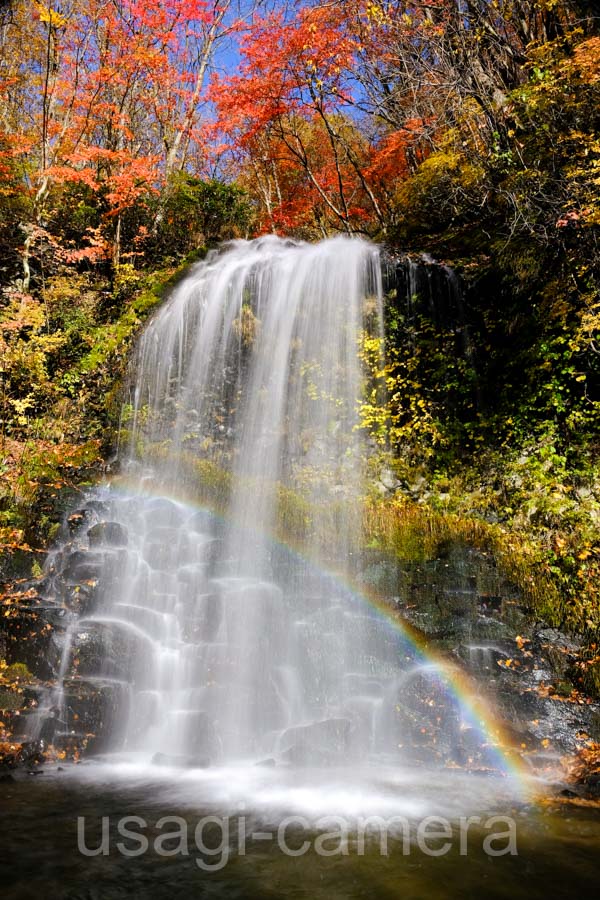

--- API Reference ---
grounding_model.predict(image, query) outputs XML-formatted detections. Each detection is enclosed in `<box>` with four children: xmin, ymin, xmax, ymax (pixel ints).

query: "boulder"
<box><xmin>279</xmin><ymin>717</ymin><xmax>353</xmax><ymax>765</ymax></box>
<box><xmin>143</xmin><ymin>498</ymin><xmax>185</xmax><ymax>528</ymax></box>
<box><xmin>70</xmin><ymin>621</ymin><xmax>145</xmax><ymax>681</ymax></box>
<box><xmin>61</xmin><ymin>550</ymin><xmax>105</xmax><ymax>584</ymax></box>
<box><xmin>60</xmin><ymin>677</ymin><xmax>130</xmax><ymax>754</ymax></box>
<box><xmin>66</xmin><ymin>509</ymin><xmax>95</xmax><ymax>535</ymax></box>
<box><xmin>87</xmin><ymin>522</ymin><xmax>129</xmax><ymax>548</ymax></box>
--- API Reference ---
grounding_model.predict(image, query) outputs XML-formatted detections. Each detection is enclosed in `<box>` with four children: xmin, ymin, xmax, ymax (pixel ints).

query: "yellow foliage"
<box><xmin>34</xmin><ymin>3</ymin><xmax>68</xmax><ymax>29</ymax></box>
<box><xmin>358</xmin><ymin>331</ymin><xmax>445</xmax><ymax>455</ymax></box>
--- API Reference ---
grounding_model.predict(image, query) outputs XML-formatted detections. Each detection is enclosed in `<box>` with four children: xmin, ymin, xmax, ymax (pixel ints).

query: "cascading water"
<box><xmin>102</xmin><ymin>235</ymin><xmax>393</xmax><ymax>764</ymax></box>
<box><xmin>30</xmin><ymin>236</ymin><xmax>512</xmax><ymax>781</ymax></box>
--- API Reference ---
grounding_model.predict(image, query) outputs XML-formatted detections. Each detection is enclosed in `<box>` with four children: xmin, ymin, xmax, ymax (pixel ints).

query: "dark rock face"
<box><xmin>62</xmin><ymin>550</ymin><xmax>105</xmax><ymax>585</ymax></box>
<box><xmin>67</xmin><ymin>509</ymin><xmax>95</xmax><ymax>535</ymax></box>
<box><xmin>1</xmin><ymin>602</ymin><xmax>65</xmax><ymax>681</ymax></box>
<box><xmin>87</xmin><ymin>522</ymin><xmax>129</xmax><ymax>548</ymax></box>
<box><xmin>1</xmin><ymin>499</ymin><xmax>130</xmax><ymax>761</ymax></box>
<box><xmin>70</xmin><ymin>621</ymin><xmax>141</xmax><ymax>681</ymax></box>
<box><xmin>61</xmin><ymin>678</ymin><xmax>131</xmax><ymax>754</ymax></box>
<box><xmin>360</xmin><ymin>541</ymin><xmax>600</xmax><ymax>760</ymax></box>
<box><xmin>0</xmin><ymin>740</ymin><xmax>45</xmax><ymax>775</ymax></box>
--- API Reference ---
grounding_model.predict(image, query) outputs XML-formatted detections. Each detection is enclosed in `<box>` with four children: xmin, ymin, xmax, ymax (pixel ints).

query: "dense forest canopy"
<box><xmin>0</xmin><ymin>0</ymin><xmax>597</xmax><ymax>265</ymax></box>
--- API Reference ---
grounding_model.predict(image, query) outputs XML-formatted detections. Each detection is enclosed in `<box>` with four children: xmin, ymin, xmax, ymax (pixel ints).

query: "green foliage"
<box><xmin>395</xmin><ymin>144</ymin><xmax>487</xmax><ymax>238</ymax></box>
<box><xmin>1</xmin><ymin>661</ymin><xmax>33</xmax><ymax>683</ymax></box>
<box><xmin>359</xmin><ymin>298</ymin><xmax>479</xmax><ymax>462</ymax></box>
<box><xmin>112</xmin><ymin>263</ymin><xmax>142</xmax><ymax>304</ymax></box>
<box><xmin>152</xmin><ymin>176</ymin><xmax>253</xmax><ymax>262</ymax></box>
<box><xmin>368</xmin><ymin>30</ymin><xmax>600</xmax><ymax>505</ymax></box>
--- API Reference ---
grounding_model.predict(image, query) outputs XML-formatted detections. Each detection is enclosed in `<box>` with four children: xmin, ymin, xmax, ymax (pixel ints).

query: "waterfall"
<box><xmin>58</xmin><ymin>235</ymin><xmax>395</xmax><ymax>764</ymax></box>
<box><xmin>30</xmin><ymin>236</ymin><xmax>500</xmax><ymax>774</ymax></box>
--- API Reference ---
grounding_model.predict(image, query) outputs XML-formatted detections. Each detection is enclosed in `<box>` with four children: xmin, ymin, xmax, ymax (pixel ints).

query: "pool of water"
<box><xmin>2</xmin><ymin>761</ymin><xmax>599</xmax><ymax>899</ymax></box>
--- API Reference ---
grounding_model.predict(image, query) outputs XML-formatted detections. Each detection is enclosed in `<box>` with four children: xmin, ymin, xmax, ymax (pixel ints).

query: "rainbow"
<box><xmin>101</xmin><ymin>475</ymin><xmax>536</xmax><ymax>795</ymax></box>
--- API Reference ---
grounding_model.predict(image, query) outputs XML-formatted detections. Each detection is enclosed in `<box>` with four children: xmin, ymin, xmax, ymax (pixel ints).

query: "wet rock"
<box><xmin>70</xmin><ymin>621</ymin><xmax>144</xmax><ymax>681</ymax></box>
<box><xmin>87</xmin><ymin>522</ymin><xmax>129</xmax><ymax>548</ymax></box>
<box><xmin>581</xmin><ymin>771</ymin><xmax>600</xmax><ymax>798</ymax></box>
<box><xmin>451</xmin><ymin>726</ymin><xmax>499</xmax><ymax>768</ymax></box>
<box><xmin>535</xmin><ymin>628</ymin><xmax>582</xmax><ymax>653</ymax></box>
<box><xmin>59</xmin><ymin>677</ymin><xmax>131</xmax><ymax>754</ymax></box>
<box><xmin>533</xmin><ymin>627</ymin><xmax>583</xmax><ymax>678</ymax></box>
<box><xmin>1</xmin><ymin>741</ymin><xmax>46</xmax><ymax>771</ymax></box>
<box><xmin>559</xmin><ymin>788</ymin><xmax>579</xmax><ymax>799</ymax></box>
<box><xmin>496</xmin><ymin>677</ymin><xmax>600</xmax><ymax>753</ymax></box>
<box><xmin>67</xmin><ymin>509</ymin><xmax>95</xmax><ymax>535</ymax></box>
<box><xmin>279</xmin><ymin>717</ymin><xmax>353</xmax><ymax>765</ymax></box>
<box><xmin>86</xmin><ymin>500</ymin><xmax>110</xmax><ymax>515</ymax></box>
<box><xmin>61</xmin><ymin>550</ymin><xmax>105</xmax><ymax>584</ymax></box>
<box><xmin>40</xmin><ymin>605</ymin><xmax>71</xmax><ymax>628</ymax></box>
<box><xmin>458</xmin><ymin>642</ymin><xmax>511</xmax><ymax>676</ymax></box>
<box><xmin>478</xmin><ymin>595</ymin><xmax>502</xmax><ymax>612</ymax></box>
<box><xmin>38</xmin><ymin>706</ymin><xmax>66</xmax><ymax>744</ymax></box>
<box><xmin>0</xmin><ymin>605</ymin><xmax>62</xmax><ymax>680</ymax></box>
<box><xmin>60</xmin><ymin>581</ymin><xmax>101</xmax><ymax>616</ymax></box>
<box><xmin>61</xmin><ymin>548</ymin><xmax>128</xmax><ymax>586</ymax></box>
<box><xmin>144</xmin><ymin>498</ymin><xmax>185</xmax><ymax>527</ymax></box>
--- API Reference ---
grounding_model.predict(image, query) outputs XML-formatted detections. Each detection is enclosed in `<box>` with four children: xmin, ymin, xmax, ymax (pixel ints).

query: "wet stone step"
<box><xmin>60</xmin><ymin>548</ymin><xmax>129</xmax><ymax>585</ymax></box>
<box><xmin>61</xmin><ymin>550</ymin><xmax>105</xmax><ymax>584</ymax></box>
<box><xmin>87</xmin><ymin>522</ymin><xmax>129</xmax><ymax>548</ymax></box>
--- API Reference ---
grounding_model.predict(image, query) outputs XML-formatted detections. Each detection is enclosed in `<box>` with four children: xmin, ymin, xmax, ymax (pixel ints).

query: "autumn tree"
<box><xmin>213</xmin><ymin>2</ymin><xmax>423</xmax><ymax>236</ymax></box>
<box><xmin>0</xmin><ymin>1</ymin><xmax>260</xmax><ymax>282</ymax></box>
